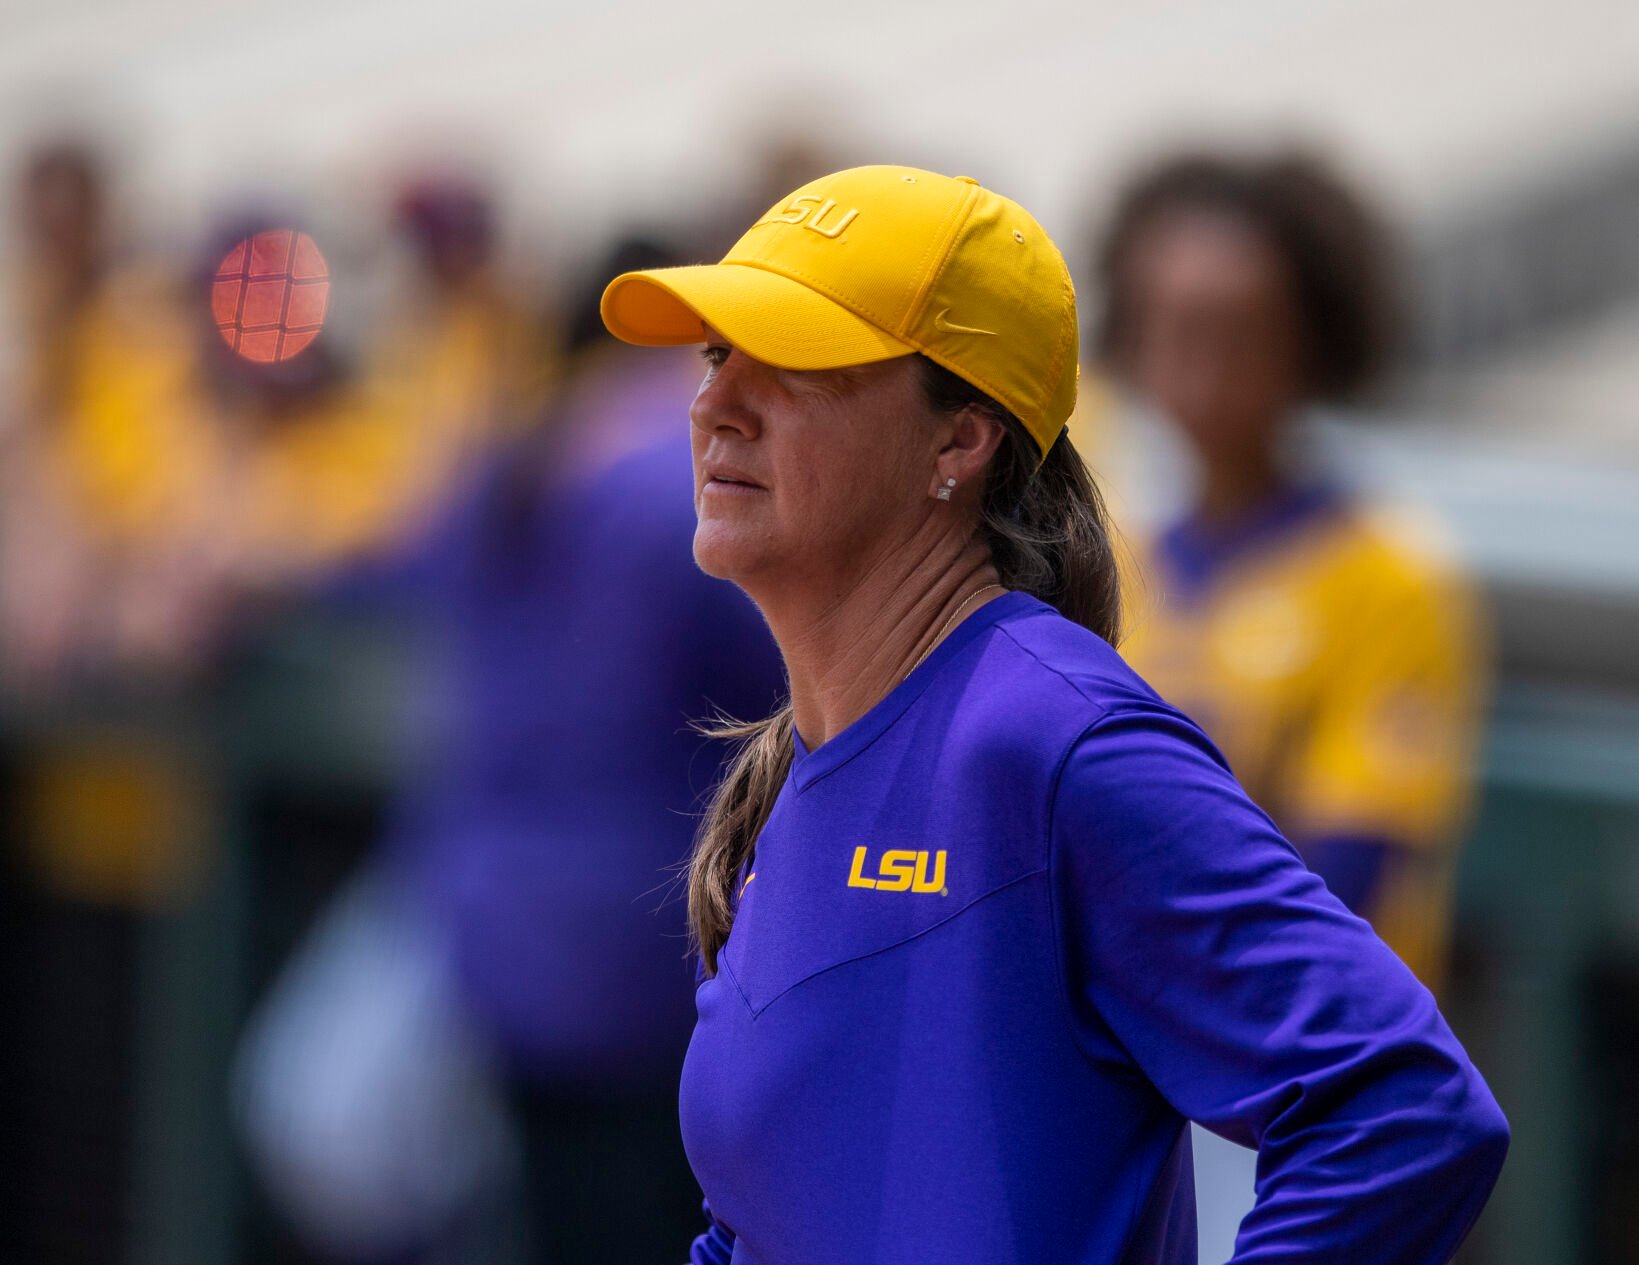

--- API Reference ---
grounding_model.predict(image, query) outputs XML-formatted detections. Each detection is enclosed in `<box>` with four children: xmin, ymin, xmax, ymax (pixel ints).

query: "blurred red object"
<box><xmin>211</xmin><ymin>229</ymin><xmax>329</xmax><ymax>363</ymax></box>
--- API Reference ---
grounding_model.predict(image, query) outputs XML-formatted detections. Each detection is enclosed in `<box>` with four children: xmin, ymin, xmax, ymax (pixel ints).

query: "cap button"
<box><xmin>954</xmin><ymin>175</ymin><xmax>980</xmax><ymax>185</ymax></box>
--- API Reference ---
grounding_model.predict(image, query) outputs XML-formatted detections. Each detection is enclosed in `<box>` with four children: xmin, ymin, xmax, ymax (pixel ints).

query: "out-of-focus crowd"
<box><xmin>2</xmin><ymin>139</ymin><xmax>552</xmax><ymax>703</ymax></box>
<box><xmin>1</xmin><ymin>131</ymin><xmax>800</xmax><ymax>1265</ymax></box>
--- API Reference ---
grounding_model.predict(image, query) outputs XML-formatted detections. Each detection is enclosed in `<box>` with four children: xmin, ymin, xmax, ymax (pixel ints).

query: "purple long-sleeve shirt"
<box><xmin>680</xmin><ymin>591</ymin><xmax>1506</xmax><ymax>1263</ymax></box>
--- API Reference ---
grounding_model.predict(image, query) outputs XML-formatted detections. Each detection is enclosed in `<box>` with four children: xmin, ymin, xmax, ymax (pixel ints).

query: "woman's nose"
<box><xmin>690</xmin><ymin>352</ymin><xmax>762</xmax><ymax>440</ymax></box>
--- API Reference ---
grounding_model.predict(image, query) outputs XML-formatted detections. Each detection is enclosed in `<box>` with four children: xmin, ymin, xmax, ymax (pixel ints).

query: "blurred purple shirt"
<box><xmin>374</xmin><ymin>352</ymin><xmax>784</xmax><ymax>1087</ymax></box>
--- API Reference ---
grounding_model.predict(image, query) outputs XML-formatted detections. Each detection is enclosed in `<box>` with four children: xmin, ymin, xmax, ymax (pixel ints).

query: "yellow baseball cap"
<box><xmin>599</xmin><ymin>165</ymin><xmax>1078</xmax><ymax>456</ymax></box>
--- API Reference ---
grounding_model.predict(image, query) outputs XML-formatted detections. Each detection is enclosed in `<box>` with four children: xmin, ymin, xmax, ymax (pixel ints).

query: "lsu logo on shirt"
<box><xmin>847</xmin><ymin>846</ymin><xmax>947</xmax><ymax>894</ymax></box>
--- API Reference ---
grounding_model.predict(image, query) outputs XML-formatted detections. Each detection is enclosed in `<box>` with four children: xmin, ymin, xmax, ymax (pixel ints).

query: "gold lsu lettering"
<box><xmin>758</xmin><ymin>195</ymin><xmax>860</xmax><ymax>239</ymax></box>
<box><xmin>847</xmin><ymin>846</ymin><xmax>947</xmax><ymax>894</ymax></box>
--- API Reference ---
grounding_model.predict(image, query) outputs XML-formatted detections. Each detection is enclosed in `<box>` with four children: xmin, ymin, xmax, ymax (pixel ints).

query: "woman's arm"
<box><xmin>1301</xmin><ymin>834</ymin><xmax>1394</xmax><ymax>914</ymax></box>
<box><xmin>1051</xmin><ymin>703</ymin><xmax>1507</xmax><ymax>1264</ymax></box>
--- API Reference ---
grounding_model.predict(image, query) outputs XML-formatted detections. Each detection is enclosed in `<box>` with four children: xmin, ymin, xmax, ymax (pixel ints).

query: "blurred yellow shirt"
<box><xmin>35</xmin><ymin>271</ymin><xmax>223</xmax><ymax>549</ymax></box>
<box><xmin>30</xmin><ymin>269</ymin><xmax>449</xmax><ymax>573</ymax></box>
<box><xmin>362</xmin><ymin>284</ymin><xmax>556</xmax><ymax>508</ymax></box>
<box><xmin>229</xmin><ymin>388</ymin><xmax>429</xmax><ymax>576</ymax></box>
<box><xmin>1117</xmin><ymin>488</ymin><xmax>1486</xmax><ymax>989</ymax></box>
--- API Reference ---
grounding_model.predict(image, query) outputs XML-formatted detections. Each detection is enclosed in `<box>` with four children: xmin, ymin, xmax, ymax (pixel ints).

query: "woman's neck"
<box><xmin>755</xmin><ymin>531</ymin><xmax>1003</xmax><ymax>751</ymax></box>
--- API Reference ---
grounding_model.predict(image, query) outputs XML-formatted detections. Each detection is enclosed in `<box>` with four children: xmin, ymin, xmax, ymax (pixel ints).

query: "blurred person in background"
<box><xmin>359</xmin><ymin>172</ymin><xmax>557</xmax><ymax>518</ymax></box>
<box><xmin>0</xmin><ymin>135</ymin><xmax>218</xmax><ymax>1262</ymax></box>
<box><xmin>236</xmin><ymin>235</ymin><xmax>784</xmax><ymax>1265</ymax></box>
<box><xmin>1090</xmin><ymin>149</ymin><xmax>1489</xmax><ymax>1262</ymax></box>
<box><xmin>1</xmin><ymin>137</ymin><xmax>213</xmax><ymax>691</ymax></box>
<box><xmin>0</xmin><ymin>138</ymin><xmax>222</xmax><ymax>915</ymax></box>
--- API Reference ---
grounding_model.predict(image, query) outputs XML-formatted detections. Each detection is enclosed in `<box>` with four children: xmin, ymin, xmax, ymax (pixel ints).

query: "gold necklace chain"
<box><xmin>905</xmin><ymin>583</ymin><xmax>1006</xmax><ymax>682</ymax></box>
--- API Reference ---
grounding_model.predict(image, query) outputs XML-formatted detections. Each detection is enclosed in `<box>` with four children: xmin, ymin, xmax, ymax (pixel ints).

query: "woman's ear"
<box><xmin>929</xmin><ymin>406</ymin><xmax>1006</xmax><ymax>502</ymax></box>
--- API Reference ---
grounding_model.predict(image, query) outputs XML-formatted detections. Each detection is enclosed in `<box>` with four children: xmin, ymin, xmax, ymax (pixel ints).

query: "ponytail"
<box><xmin>689</xmin><ymin>707</ymin><xmax>794</xmax><ymax>975</ymax></box>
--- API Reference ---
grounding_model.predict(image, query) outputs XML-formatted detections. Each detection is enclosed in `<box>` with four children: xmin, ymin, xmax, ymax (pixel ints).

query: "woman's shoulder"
<box><xmin>983</xmin><ymin>607</ymin><xmax>1257</xmax><ymax>847</ymax></box>
<box><xmin>981</xmin><ymin>595</ymin><xmax>1171</xmax><ymax>720</ymax></box>
<box><xmin>944</xmin><ymin>595</ymin><xmax>1198</xmax><ymax>769</ymax></box>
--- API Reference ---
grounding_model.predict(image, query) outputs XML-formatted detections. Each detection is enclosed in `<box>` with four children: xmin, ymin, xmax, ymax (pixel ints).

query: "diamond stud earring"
<box><xmin>936</xmin><ymin>477</ymin><xmax>956</xmax><ymax>502</ymax></box>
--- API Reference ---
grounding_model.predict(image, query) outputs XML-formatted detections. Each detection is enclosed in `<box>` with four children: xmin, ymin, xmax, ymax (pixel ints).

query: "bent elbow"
<box><xmin>1479</xmin><ymin>1099</ymin><xmax>1511</xmax><ymax>1174</ymax></box>
<box><xmin>1458</xmin><ymin>1077</ymin><xmax>1511</xmax><ymax>1190</ymax></box>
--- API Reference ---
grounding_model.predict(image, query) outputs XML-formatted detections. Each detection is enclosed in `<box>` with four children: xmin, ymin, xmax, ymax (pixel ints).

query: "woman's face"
<box><xmin>688</xmin><ymin>330</ymin><xmax>941</xmax><ymax>594</ymax></box>
<box><xmin>1118</xmin><ymin>209</ymin><xmax>1305</xmax><ymax>465</ymax></box>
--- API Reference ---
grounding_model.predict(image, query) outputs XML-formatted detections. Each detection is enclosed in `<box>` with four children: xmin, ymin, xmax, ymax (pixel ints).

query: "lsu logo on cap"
<box><xmin>757</xmin><ymin>194</ymin><xmax>861</xmax><ymax>239</ymax></box>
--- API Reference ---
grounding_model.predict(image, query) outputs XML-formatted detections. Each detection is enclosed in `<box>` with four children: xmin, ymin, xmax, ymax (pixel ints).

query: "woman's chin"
<box><xmin>692</xmin><ymin>524</ymin><xmax>766</xmax><ymax>584</ymax></box>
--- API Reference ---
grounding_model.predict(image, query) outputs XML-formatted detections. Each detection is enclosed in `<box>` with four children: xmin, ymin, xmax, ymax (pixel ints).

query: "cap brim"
<box><xmin>600</xmin><ymin>263</ymin><xmax>914</xmax><ymax>370</ymax></box>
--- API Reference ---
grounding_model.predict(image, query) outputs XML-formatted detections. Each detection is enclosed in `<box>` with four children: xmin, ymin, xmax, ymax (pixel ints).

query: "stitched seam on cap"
<box><xmin>1038</xmin><ymin>263</ymin><xmax>1077</xmax><ymax>423</ymax></box>
<box><xmin>900</xmin><ymin>183</ymin><xmax>981</xmax><ymax>336</ymax></box>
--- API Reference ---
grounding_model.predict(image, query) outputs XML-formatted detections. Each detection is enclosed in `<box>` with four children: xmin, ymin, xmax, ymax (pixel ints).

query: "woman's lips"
<box><xmin>703</xmin><ymin>473</ymin><xmax>767</xmax><ymax>494</ymax></box>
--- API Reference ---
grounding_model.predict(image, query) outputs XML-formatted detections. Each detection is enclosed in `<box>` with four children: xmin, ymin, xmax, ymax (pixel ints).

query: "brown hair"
<box><xmin>1095</xmin><ymin>150</ymin><xmax>1398</xmax><ymax>399</ymax></box>
<box><xmin>686</xmin><ymin>356</ymin><xmax>1122</xmax><ymax>974</ymax></box>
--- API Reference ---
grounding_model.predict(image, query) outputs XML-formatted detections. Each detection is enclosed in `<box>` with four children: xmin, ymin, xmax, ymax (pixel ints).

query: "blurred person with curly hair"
<box><xmin>1093</xmin><ymin>149</ymin><xmax>1489</xmax><ymax>1261</ymax></box>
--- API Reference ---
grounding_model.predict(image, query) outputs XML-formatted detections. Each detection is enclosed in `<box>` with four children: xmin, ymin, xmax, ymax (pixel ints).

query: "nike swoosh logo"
<box><xmin>933</xmin><ymin>307</ymin><xmax>997</xmax><ymax>337</ymax></box>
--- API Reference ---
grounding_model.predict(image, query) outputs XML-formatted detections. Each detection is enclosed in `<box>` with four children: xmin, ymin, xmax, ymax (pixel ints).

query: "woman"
<box><xmin>1089</xmin><ymin>151</ymin><xmax>1490</xmax><ymax>1265</ymax></box>
<box><xmin>599</xmin><ymin>165</ymin><xmax>1507</xmax><ymax>1265</ymax></box>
